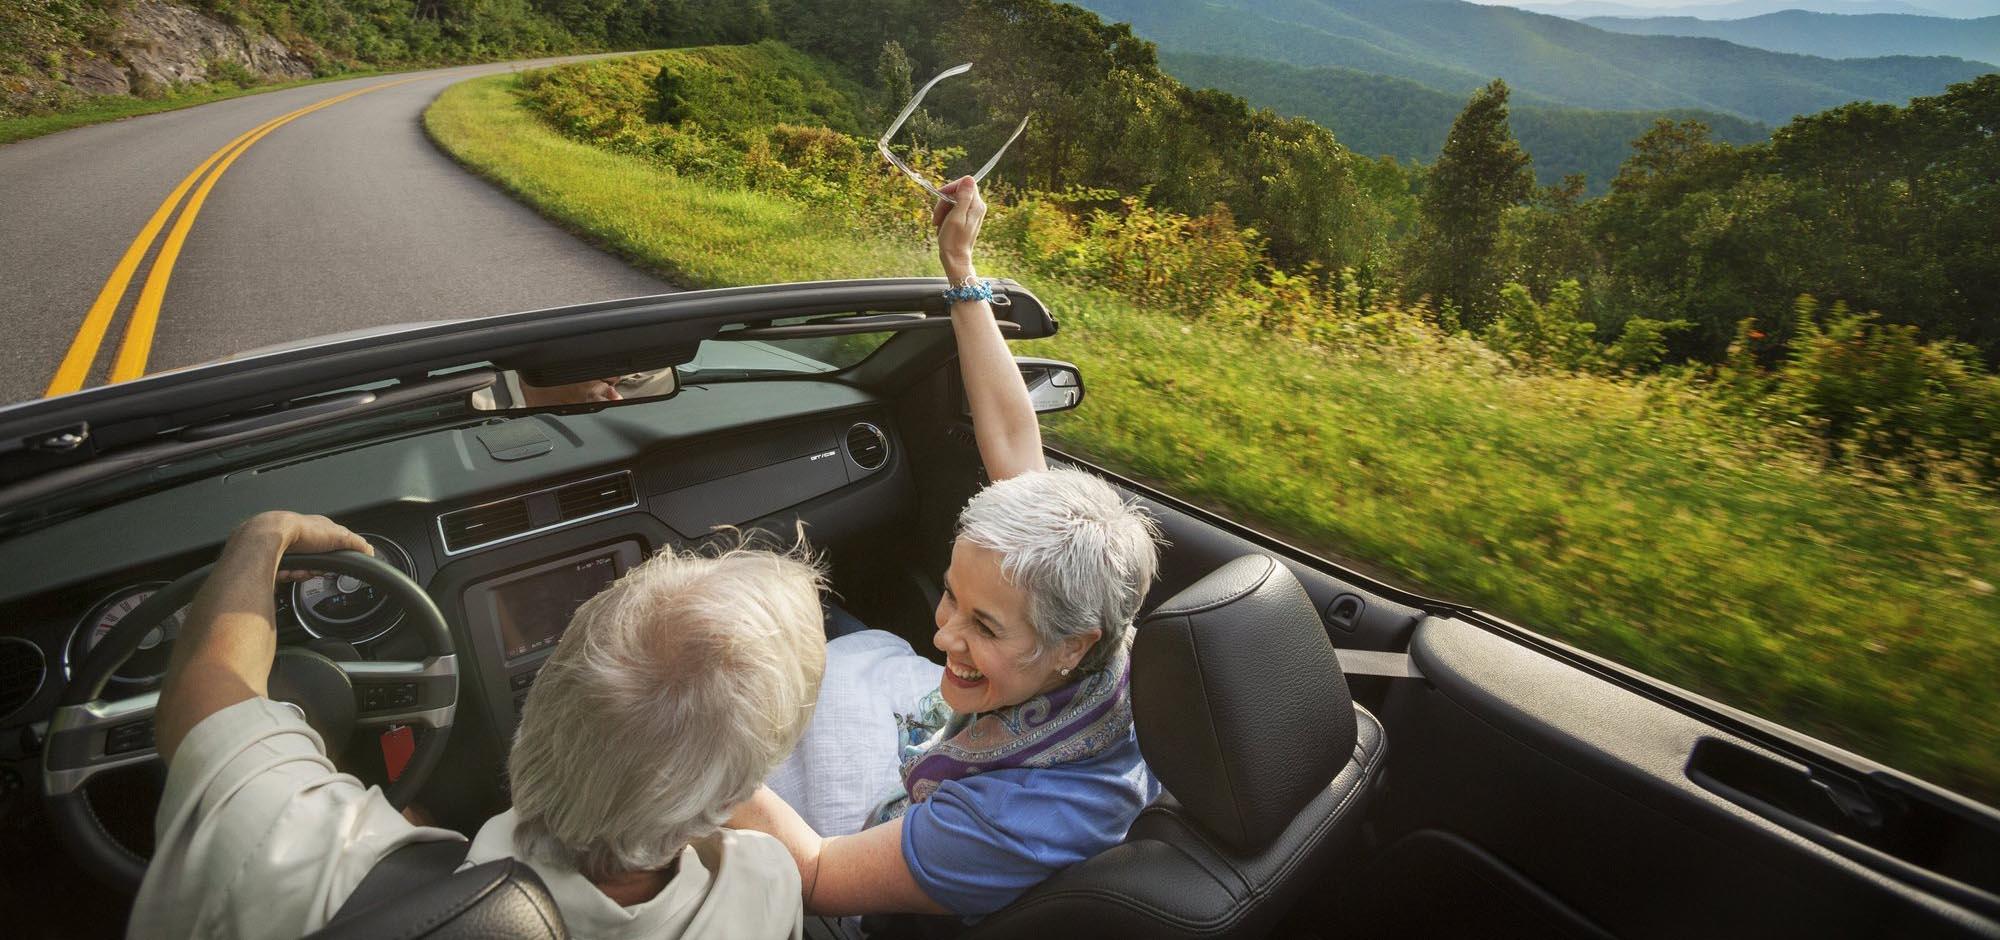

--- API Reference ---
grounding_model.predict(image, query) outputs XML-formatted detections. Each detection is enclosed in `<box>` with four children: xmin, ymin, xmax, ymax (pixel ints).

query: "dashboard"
<box><xmin>0</xmin><ymin>379</ymin><xmax>914</xmax><ymax>793</ymax></box>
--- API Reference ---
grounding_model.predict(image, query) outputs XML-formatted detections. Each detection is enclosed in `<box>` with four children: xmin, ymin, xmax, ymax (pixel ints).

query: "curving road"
<box><xmin>0</xmin><ymin>56</ymin><xmax>675</xmax><ymax>406</ymax></box>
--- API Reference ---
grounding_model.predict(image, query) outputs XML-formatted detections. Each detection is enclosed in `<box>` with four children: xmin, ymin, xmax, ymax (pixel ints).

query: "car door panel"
<box><xmin>1346</xmin><ymin>617</ymin><xmax>2000</xmax><ymax>939</ymax></box>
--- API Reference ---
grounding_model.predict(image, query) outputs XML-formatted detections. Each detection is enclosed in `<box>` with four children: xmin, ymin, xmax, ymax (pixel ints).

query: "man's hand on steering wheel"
<box><xmin>156</xmin><ymin>512</ymin><xmax>371</xmax><ymax>763</ymax></box>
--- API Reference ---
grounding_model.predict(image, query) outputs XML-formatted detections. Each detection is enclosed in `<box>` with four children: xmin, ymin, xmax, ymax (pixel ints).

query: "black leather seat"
<box><xmin>963</xmin><ymin>554</ymin><xmax>1387</xmax><ymax>939</ymax></box>
<box><xmin>303</xmin><ymin>840</ymin><xmax>568</xmax><ymax>940</ymax></box>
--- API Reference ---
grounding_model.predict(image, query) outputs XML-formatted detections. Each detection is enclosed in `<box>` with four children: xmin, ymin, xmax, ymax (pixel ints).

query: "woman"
<box><xmin>730</xmin><ymin>176</ymin><xmax>1162</xmax><ymax>919</ymax></box>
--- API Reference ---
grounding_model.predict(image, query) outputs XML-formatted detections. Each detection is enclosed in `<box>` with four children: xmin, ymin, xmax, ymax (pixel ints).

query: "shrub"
<box><xmin>1765</xmin><ymin>296</ymin><xmax>2000</xmax><ymax>480</ymax></box>
<box><xmin>1484</xmin><ymin>280</ymin><xmax>1596</xmax><ymax>371</ymax></box>
<box><xmin>1604</xmin><ymin>315</ymin><xmax>1690</xmax><ymax>374</ymax></box>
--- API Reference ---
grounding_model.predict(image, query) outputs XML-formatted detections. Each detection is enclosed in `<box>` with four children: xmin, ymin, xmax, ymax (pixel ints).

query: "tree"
<box><xmin>1404</xmin><ymin>79</ymin><xmax>1534</xmax><ymax>329</ymax></box>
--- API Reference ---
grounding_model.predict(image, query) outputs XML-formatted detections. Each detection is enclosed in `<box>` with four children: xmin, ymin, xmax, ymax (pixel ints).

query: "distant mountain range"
<box><xmin>1073</xmin><ymin>0</ymin><xmax>1992</xmax><ymax>123</ymax></box>
<box><xmin>1505</xmin><ymin>1</ymin><xmax>1999</xmax><ymax>17</ymax></box>
<box><xmin>1161</xmin><ymin>52</ymin><xmax>1770</xmax><ymax>190</ymax></box>
<box><xmin>1579</xmin><ymin>10</ymin><xmax>1999</xmax><ymax>65</ymax></box>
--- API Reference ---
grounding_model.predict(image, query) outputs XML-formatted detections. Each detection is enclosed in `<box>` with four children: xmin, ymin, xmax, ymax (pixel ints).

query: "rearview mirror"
<box><xmin>471</xmin><ymin>367</ymin><xmax>679</xmax><ymax>411</ymax></box>
<box><xmin>1017</xmin><ymin>358</ymin><xmax>1083</xmax><ymax>414</ymax></box>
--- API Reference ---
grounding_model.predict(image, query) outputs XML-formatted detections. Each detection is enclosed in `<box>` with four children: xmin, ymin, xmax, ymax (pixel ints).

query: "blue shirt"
<box><xmin>899</xmin><ymin>729</ymin><xmax>1158</xmax><ymax>916</ymax></box>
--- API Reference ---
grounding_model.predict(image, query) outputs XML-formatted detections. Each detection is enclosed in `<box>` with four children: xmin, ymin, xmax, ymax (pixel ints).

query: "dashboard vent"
<box><xmin>0</xmin><ymin>638</ymin><xmax>45</xmax><ymax>722</ymax></box>
<box><xmin>556</xmin><ymin>473</ymin><xmax>636</xmax><ymax>521</ymax></box>
<box><xmin>845</xmin><ymin>423</ymin><xmax>889</xmax><ymax>472</ymax></box>
<box><xmin>439</xmin><ymin>497</ymin><xmax>533</xmax><ymax>553</ymax></box>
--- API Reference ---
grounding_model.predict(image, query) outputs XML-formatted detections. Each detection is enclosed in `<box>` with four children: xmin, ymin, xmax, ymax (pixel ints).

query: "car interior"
<box><xmin>0</xmin><ymin>279</ymin><xmax>1995</xmax><ymax>939</ymax></box>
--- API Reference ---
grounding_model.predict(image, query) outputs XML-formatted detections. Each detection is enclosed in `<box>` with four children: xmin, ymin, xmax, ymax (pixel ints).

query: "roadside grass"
<box><xmin>0</xmin><ymin>70</ymin><xmax>394</xmax><ymax>145</ymax></box>
<box><xmin>427</xmin><ymin>72</ymin><xmax>2000</xmax><ymax>800</ymax></box>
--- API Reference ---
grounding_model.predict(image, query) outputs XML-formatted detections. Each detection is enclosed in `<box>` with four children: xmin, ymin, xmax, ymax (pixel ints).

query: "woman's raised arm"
<box><xmin>935</xmin><ymin>176</ymin><xmax>1048</xmax><ymax>483</ymax></box>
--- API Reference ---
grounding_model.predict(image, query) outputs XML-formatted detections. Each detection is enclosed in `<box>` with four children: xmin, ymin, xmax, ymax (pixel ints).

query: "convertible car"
<box><xmin>0</xmin><ymin>279</ymin><xmax>1994</xmax><ymax>939</ymax></box>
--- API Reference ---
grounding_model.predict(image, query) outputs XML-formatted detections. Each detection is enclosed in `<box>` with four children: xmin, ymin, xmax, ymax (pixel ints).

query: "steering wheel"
<box><xmin>40</xmin><ymin>550</ymin><xmax>459</xmax><ymax>892</ymax></box>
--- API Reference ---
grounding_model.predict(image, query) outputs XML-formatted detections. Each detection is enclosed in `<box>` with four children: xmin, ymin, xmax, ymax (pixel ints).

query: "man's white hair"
<box><xmin>508</xmin><ymin>544</ymin><xmax>826</xmax><ymax>880</ymax></box>
<box><xmin>957</xmin><ymin>469</ymin><xmax>1161</xmax><ymax>673</ymax></box>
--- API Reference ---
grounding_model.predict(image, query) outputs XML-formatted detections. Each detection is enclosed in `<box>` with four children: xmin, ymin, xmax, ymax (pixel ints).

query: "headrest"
<box><xmin>1132</xmin><ymin>555</ymin><xmax>1357</xmax><ymax>851</ymax></box>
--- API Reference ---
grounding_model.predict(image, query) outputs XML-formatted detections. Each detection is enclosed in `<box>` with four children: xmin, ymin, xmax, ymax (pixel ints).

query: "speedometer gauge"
<box><xmin>67</xmin><ymin>583</ymin><xmax>187</xmax><ymax>688</ymax></box>
<box><xmin>291</xmin><ymin>534</ymin><xmax>412</xmax><ymax>644</ymax></box>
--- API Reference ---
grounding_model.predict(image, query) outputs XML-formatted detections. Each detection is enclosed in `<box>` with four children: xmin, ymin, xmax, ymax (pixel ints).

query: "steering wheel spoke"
<box><xmin>341</xmin><ymin>655</ymin><xmax>459</xmax><ymax>729</ymax></box>
<box><xmin>42</xmin><ymin>692</ymin><xmax>160</xmax><ymax>796</ymax></box>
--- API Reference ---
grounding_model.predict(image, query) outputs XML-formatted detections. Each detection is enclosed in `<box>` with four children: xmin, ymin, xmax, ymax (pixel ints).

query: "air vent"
<box><xmin>0</xmin><ymin>638</ymin><xmax>46</xmax><ymax>722</ymax></box>
<box><xmin>556</xmin><ymin>473</ymin><xmax>636</xmax><ymax>521</ymax></box>
<box><xmin>845</xmin><ymin>423</ymin><xmax>888</xmax><ymax>472</ymax></box>
<box><xmin>439</xmin><ymin>497</ymin><xmax>533</xmax><ymax>554</ymax></box>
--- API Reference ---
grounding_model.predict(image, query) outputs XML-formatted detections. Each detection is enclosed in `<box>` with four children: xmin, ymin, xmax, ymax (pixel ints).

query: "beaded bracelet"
<box><xmin>942</xmin><ymin>277</ymin><xmax>994</xmax><ymax>306</ymax></box>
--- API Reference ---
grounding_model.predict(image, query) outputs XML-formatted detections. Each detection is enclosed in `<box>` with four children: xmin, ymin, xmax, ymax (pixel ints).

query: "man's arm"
<box><xmin>156</xmin><ymin>511</ymin><xmax>370</xmax><ymax>763</ymax></box>
<box><xmin>936</xmin><ymin>177</ymin><xmax>1048</xmax><ymax>483</ymax></box>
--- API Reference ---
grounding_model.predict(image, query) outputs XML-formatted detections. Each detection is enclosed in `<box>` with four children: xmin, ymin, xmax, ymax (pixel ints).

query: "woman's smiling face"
<box><xmin>933</xmin><ymin>539</ymin><xmax>1093</xmax><ymax>714</ymax></box>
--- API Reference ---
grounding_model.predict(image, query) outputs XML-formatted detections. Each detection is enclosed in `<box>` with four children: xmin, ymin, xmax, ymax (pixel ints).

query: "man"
<box><xmin>131</xmin><ymin>510</ymin><xmax>826</xmax><ymax>939</ymax></box>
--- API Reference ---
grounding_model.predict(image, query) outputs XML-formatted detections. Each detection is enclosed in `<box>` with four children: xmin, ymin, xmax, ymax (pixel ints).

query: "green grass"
<box><xmin>426</xmin><ymin>70</ymin><xmax>2000</xmax><ymax>802</ymax></box>
<box><xmin>0</xmin><ymin>69</ymin><xmax>390</xmax><ymax>145</ymax></box>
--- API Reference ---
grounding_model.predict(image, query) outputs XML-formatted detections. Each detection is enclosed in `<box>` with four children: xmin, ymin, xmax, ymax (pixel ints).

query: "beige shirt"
<box><xmin>465</xmin><ymin>811</ymin><xmax>801</xmax><ymax>940</ymax></box>
<box><xmin>130</xmin><ymin>697</ymin><xmax>801</xmax><ymax>940</ymax></box>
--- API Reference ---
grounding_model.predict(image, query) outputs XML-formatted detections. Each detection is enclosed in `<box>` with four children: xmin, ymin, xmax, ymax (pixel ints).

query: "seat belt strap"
<box><xmin>1336</xmin><ymin>648</ymin><xmax>1423</xmax><ymax>679</ymax></box>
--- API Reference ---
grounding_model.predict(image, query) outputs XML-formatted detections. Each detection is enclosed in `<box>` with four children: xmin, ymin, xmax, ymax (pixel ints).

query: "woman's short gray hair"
<box><xmin>508</xmin><ymin>543</ymin><xmax>826</xmax><ymax>880</ymax></box>
<box><xmin>957</xmin><ymin>469</ymin><xmax>1161</xmax><ymax>673</ymax></box>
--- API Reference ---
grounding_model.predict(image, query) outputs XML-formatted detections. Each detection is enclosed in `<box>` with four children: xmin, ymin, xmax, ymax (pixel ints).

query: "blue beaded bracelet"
<box><xmin>943</xmin><ymin>279</ymin><xmax>994</xmax><ymax>306</ymax></box>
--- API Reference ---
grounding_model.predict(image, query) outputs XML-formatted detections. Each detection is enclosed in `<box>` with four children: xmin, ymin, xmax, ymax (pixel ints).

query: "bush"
<box><xmin>1769</xmin><ymin>296</ymin><xmax>2000</xmax><ymax>480</ymax></box>
<box><xmin>1484</xmin><ymin>280</ymin><xmax>1596</xmax><ymax>371</ymax></box>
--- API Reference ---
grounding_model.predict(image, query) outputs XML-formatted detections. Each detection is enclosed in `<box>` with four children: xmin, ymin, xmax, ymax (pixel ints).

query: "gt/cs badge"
<box><xmin>810</xmin><ymin>450</ymin><xmax>837</xmax><ymax>461</ymax></box>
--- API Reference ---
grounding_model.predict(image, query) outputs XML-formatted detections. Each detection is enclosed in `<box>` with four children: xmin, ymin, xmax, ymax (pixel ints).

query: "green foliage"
<box><xmin>518</xmin><ymin>47</ymin><xmax>933</xmax><ymax>237</ymax></box>
<box><xmin>1485</xmin><ymin>281</ymin><xmax>1596</xmax><ymax>372</ymax></box>
<box><xmin>1763</xmin><ymin>297</ymin><xmax>2000</xmax><ymax>480</ymax></box>
<box><xmin>0</xmin><ymin>0</ymin><xmax>114</xmax><ymax>114</ymax></box>
<box><xmin>1593</xmin><ymin>77</ymin><xmax>2000</xmax><ymax>364</ymax></box>
<box><xmin>1406</xmin><ymin>80</ymin><xmax>1536</xmax><ymax>329</ymax></box>
<box><xmin>1604</xmin><ymin>316</ymin><xmax>1689</xmax><ymax>375</ymax></box>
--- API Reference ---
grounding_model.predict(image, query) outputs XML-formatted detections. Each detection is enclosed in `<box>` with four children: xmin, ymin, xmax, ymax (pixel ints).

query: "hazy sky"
<box><xmin>1463</xmin><ymin>0</ymin><xmax>2000</xmax><ymax>13</ymax></box>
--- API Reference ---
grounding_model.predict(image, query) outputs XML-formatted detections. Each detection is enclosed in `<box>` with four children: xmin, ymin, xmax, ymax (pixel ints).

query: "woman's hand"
<box><xmin>934</xmin><ymin>176</ymin><xmax>986</xmax><ymax>282</ymax></box>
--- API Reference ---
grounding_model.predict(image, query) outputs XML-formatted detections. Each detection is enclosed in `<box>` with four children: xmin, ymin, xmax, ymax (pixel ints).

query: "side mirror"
<box><xmin>1016</xmin><ymin>357</ymin><xmax>1084</xmax><ymax>414</ymax></box>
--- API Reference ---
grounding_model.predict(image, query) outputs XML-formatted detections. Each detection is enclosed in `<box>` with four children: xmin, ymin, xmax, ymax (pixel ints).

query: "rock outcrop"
<box><xmin>110</xmin><ymin>1</ymin><xmax>316</xmax><ymax>92</ymax></box>
<box><xmin>3</xmin><ymin>0</ymin><xmax>319</xmax><ymax>114</ymax></box>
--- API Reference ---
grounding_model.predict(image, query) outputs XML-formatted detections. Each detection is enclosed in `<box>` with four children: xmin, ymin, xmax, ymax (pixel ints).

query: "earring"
<box><xmin>1059</xmin><ymin>666</ymin><xmax>1073</xmax><ymax>676</ymax></box>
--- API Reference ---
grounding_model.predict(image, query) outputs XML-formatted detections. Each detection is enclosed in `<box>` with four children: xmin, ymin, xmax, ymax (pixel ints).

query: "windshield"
<box><xmin>4</xmin><ymin>0</ymin><xmax>1996</xmax><ymax>806</ymax></box>
<box><xmin>682</xmin><ymin>333</ymin><xmax>893</xmax><ymax>379</ymax></box>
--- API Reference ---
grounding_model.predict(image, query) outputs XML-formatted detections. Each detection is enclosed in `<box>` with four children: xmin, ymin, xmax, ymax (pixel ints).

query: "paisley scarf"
<box><xmin>867</xmin><ymin>644</ymin><xmax>1133</xmax><ymax>826</ymax></box>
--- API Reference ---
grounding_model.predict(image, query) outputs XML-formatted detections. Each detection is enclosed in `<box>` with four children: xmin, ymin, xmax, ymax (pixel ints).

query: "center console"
<box><xmin>461</xmin><ymin>541</ymin><xmax>644</xmax><ymax>724</ymax></box>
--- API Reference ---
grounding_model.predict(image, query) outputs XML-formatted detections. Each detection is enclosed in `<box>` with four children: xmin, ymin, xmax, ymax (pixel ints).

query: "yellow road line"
<box><xmin>43</xmin><ymin>77</ymin><xmax>419</xmax><ymax>395</ymax></box>
<box><xmin>42</xmin><ymin>109</ymin><xmax>299</xmax><ymax>397</ymax></box>
<box><xmin>109</xmin><ymin>79</ymin><xmax>420</xmax><ymax>383</ymax></box>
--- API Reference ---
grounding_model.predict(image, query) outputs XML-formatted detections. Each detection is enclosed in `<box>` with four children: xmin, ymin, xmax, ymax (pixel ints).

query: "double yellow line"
<box><xmin>44</xmin><ymin>77</ymin><xmax>422</xmax><ymax>398</ymax></box>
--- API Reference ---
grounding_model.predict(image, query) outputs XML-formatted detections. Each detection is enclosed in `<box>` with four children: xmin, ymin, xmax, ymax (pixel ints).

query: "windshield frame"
<box><xmin>0</xmin><ymin>278</ymin><xmax>1054</xmax><ymax>526</ymax></box>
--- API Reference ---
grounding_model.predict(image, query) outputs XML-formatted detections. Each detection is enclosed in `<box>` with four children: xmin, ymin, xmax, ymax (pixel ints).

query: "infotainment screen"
<box><xmin>492</xmin><ymin>553</ymin><xmax>619</xmax><ymax>661</ymax></box>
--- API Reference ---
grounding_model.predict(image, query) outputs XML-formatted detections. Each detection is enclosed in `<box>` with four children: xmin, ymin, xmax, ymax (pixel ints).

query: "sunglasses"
<box><xmin>877</xmin><ymin>63</ymin><xmax>1030</xmax><ymax>205</ymax></box>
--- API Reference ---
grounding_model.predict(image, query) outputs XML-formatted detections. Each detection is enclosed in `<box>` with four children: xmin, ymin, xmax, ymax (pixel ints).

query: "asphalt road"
<box><xmin>0</xmin><ymin>56</ymin><xmax>675</xmax><ymax>406</ymax></box>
